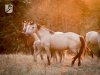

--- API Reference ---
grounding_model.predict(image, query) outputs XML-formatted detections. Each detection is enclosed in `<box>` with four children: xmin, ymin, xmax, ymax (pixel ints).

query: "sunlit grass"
<box><xmin>0</xmin><ymin>54</ymin><xmax>100</xmax><ymax>75</ymax></box>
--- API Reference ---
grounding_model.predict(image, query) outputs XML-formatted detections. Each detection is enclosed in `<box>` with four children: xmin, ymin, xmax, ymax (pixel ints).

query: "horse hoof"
<box><xmin>71</xmin><ymin>61</ymin><xmax>75</xmax><ymax>66</ymax></box>
<box><xmin>78</xmin><ymin>63</ymin><xmax>81</xmax><ymax>66</ymax></box>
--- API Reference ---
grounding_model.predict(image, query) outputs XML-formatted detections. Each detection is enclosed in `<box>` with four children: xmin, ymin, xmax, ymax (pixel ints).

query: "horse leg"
<box><xmin>35</xmin><ymin>49</ymin><xmax>41</xmax><ymax>61</ymax></box>
<box><xmin>33</xmin><ymin>45</ymin><xmax>37</xmax><ymax>62</ymax></box>
<box><xmin>51</xmin><ymin>50</ymin><xmax>54</xmax><ymax>62</ymax></box>
<box><xmin>78</xmin><ymin>56</ymin><xmax>81</xmax><ymax>66</ymax></box>
<box><xmin>47</xmin><ymin>56</ymin><xmax>50</xmax><ymax>65</ymax></box>
<box><xmin>40</xmin><ymin>52</ymin><xmax>43</xmax><ymax>60</ymax></box>
<box><xmin>52</xmin><ymin>51</ymin><xmax>57</xmax><ymax>63</ymax></box>
<box><xmin>53</xmin><ymin>51</ymin><xmax>58</xmax><ymax>63</ymax></box>
<box><xmin>90</xmin><ymin>50</ymin><xmax>94</xmax><ymax>58</ymax></box>
<box><xmin>98</xmin><ymin>49</ymin><xmax>100</xmax><ymax>59</ymax></box>
<box><xmin>61</xmin><ymin>51</ymin><xmax>65</xmax><ymax>62</ymax></box>
<box><xmin>45</xmin><ymin>46</ymin><xmax>51</xmax><ymax>65</ymax></box>
<box><xmin>31</xmin><ymin>46</ymin><xmax>34</xmax><ymax>55</ymax></box>
<box><xmin>71</xmin><ymin>51</ymin><xmax>79</xmax><ymax>66</ymax></box>
<box><xmin>58</xmin><ymin>51</ymin><xmax>62</xmax><ymax>63</ymax></box>
<box><xmin>71</xmin><ymin>55</ymin><xmax>78</xmax><ymax>66</ymax></box>
<box><xmin>33</xmin><ymin>45</ymin><xmax>40</xmax><ymax>62</ymax></box>
<box><xmin>87</xmin><ymin>47</ymin><xmax>94</xmax><ymax>58</ymax></box>
<box><xmin>55</xmin><ymin>52</ymin><xmax>58</xmax><ymax>62</ymax></box>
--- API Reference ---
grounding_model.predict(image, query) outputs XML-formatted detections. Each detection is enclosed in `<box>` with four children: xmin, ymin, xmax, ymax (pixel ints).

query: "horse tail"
<box><xmin>72</xmin><ymin>36</ymin><xmax>85</xmax><ymax>66</ymax></box>
<box><xmin>74</xmin><ymin>36</ymin><xmax>85</xmax><ymax>58</ymax></box>
<box><xmin>78</xmin><ymin>36</ymin><xmax>85</xmax><ymax>58</ymax></box>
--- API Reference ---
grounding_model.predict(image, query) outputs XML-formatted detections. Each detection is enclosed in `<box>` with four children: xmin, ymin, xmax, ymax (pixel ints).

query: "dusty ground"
<box><xmin>0</xmin><ymin>54</ymin><xmax>100</xmax><ymax>75</ymax></box>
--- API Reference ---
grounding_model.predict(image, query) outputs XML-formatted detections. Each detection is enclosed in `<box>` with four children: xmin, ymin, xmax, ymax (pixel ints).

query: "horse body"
<box><xmin>36</xmin><ymin>28</ymin><xmax>80</xmax><ymax>52</ymax></box>
<box><xmin>22</xmin><ymin>21</ymin><xmax>43</xmax><ymax>60</ymax></box>
<box><xmin>50</xmin><ymin>33</ymin><xmax>80</xmax><ymax>52</ymax></box>
<box><xmin>86</xmin><ymin>31</ymin><xmax>100</xmax><ymax>58</ymax></box>
<box><xmin>86</xmin><ymin>31</ymin><xmax>98</xmax><ymax>44</ymax></box>
<box><xmin>22</xmin><ymin>21</ymin><xmax>63</xmax><ymax>62</ymax></box>
<box><xmin>25</xmin><ymin>24</ymin><xmax>85</xmax><ymax>66</ymax></box>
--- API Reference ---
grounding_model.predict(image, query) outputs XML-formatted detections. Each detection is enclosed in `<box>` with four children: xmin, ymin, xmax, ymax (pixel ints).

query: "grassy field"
<box><xmin>0</xmin><ymin>54</ymin><xmax>100</xmax><ymax>75</ymax></box>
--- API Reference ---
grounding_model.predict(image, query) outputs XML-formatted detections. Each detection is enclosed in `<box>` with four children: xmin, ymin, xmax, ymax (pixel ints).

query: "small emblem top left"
<box><xmin>5</xmin><ymin>3</ymin><xmax>13</xmax><ymax>13</ymax></box>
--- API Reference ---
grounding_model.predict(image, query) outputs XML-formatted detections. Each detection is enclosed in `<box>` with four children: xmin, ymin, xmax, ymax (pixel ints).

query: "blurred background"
<box><xmin>0</xmin><ymin>0</ymin><xmax>100</xmax><ymax>54</ymax></box>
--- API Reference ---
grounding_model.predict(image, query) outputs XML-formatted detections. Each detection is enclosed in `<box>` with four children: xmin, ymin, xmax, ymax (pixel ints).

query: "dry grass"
<box><xmin>0</xmin><ymin>54</ymin><xmax>100</xmax><ymax>75</ymax></box>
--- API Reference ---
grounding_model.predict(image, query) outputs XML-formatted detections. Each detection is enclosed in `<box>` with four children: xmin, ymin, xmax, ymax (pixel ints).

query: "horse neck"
<box><xmin>36</xmin><ymin>27</ymin><xmax>51</xmax><ymax>39</ymax></box>
<box><xmin>32</xmin><ymin>33</ymin><xmax>39</xmax><ymax>41</ymax></box>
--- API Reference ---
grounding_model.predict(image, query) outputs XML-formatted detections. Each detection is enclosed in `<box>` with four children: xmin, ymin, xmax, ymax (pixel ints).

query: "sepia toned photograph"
<box><xmin>0</xmin><ymin>0</ymin><xmax>100</xmax><ymax>75</ymax></box>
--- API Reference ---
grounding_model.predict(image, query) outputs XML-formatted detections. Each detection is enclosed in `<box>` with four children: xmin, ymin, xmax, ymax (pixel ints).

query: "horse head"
<box><xmin>24</xmin><ymin>21</ymin><xmax>41</xmax><ymax>35</ymax></box>
<box><xmin>22</xmin><ymin>20</ymin><xmax>28</xmax><ymax>33</ymax></box>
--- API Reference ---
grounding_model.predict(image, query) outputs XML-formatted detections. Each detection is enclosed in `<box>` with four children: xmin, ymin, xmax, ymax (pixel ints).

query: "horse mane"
<box><xmin>39</xmin><ymin>25</ymin><xmax>55</xmax><ymax>34</ymax></box>
<box><xmin>48</xmin><ymin>29</ymin><xmax>54</xmax><ymax>34</ymax></box>
<box><xmin>44</xmin><ymin>28</ymin><xmax>54</xmax><ymax>34</ymax></box>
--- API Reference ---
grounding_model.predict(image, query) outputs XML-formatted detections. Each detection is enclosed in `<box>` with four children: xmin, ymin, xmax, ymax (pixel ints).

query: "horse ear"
<box><xmin>22</xmin><ymin>20</ymin><xmax>26</xmax><ymax>24</ymax></box>
<box><xmin>37</xmin><ymin>24</ymin><xmax>41</xmax><ymax>30</ymax></box>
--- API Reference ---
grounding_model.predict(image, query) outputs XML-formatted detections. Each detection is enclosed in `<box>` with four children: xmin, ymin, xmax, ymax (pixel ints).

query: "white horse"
<box><xmin>86</xmin><ymin>31</ymin><xmax>100</xmax><ymax>58</ymax></box>
<box><xmin>22</xmin><ymin>21</ymin><xmax>64</xmax><ymax>62</ymax></box>
<box><xmin>25</xmin><ymin>22</ymin><xmax>85</xmax><ymax>66</ymax></box>
<box><xmin>86</xmin><ymin>31</ymin><xmax>100</xmax><ymax>45</ymax></box>
<box><xmin>22</xmin><ymin>21</ymin><xmax>43</xmax><ymax>61</ymax></box>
